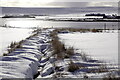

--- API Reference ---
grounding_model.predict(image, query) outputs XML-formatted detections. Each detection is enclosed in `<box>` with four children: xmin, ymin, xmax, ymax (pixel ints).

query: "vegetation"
<box><xmin>103</xmin><ymin>73</ymin><xmax>120</xmax><ymax>80</ymax></box>
<box><xmin>68</xmin><ymin>61</ymin><xmax>81</xmax><ymax>72</ymax></box>
<box><xmin>55</xmin><ymin>28</ymin><xmax>103</xmax><ymax>33</ymax></box>
<box><xmin>65</xmin><ymin>47</ymin><xmax>74</xmax><ymax>58</ymax></box>
<box><xmin>3</xmin><ymin>53</ymin><xmax>8</xmax><ymax>56</ymax></box>
<box><xmin>50</xmin><ymin>29</ymin><xmax>76</xmax><ymax>60</ymax></box>
<box><xmin>50</xmin><ymin>31</ymin><xmax>65</xmax><ymax>59</ymax></box>
<box><xmin>3</xmin><ymin>28</ymin><xmax>42</xmax><ymax>56</ymax></box>
<box><xmin>7</xmin><ymin>40</ymin><xmax>24</xmax><ymax>53</ymax></box>
<box><xmin>80</xmin><ymin>52</ymin><xmax>88</xmax><ymax>61</ymax></box>
<box><xmin>49</xmin><ymin>29</ymin><xmax>114</xmax><ymax>78</ymax></box>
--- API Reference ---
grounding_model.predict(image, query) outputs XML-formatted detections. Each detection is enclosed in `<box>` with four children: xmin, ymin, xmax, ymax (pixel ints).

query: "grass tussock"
<box><xmin>54</xmin><ymin>72</ymin><xmax>68</xmax><ymax>78</ymax></box>
<box><xmin>7</xmin><ymin>40</ymin><xmax>24</xmax><ymax>54</ymax></box>
<box><xmin>65</xmin><ymin>47</ymin><xmax>74</xmax><ymax>58</ymax></box>
<box><xmin>32</xmin><ymin>28</ymin><xmax>41</xmax><ymax>33</ymax></box>
<box><xmin>51</xmin><ymin>34</ymin><xmax>66</xmax><ymax>59</ymax></box>
<box><xmin>81</xmin><ymin>52</ymin><xmax>88</xmax><ymax>61</ymax></box>
<box><xmin>96</xmin><ymin>65</ymin><xmax>109</xmax><ymax>73</ymax></box>
<box><xmin>50</xmin><ymin>30</ymin><xmax>75</xmax><ymax>59</ymax></box>
<box><xmin>68</xmin><ymin>61</ymin><xmax>81</xmax><ymax>72</ymax></box>
<box><xmin>3</xmin><ymin>53</ymin><xmax>8</xmax><ymax>56</ymax></box>
<box><xmin>103</xmin><ymin>73</ymin><xmax>120</xmax><ymax>80</ymax></box>
<box><xmin>26</xmin><ymin>28</ymin><xmax>41</xmax><ymax>40</ymax></box>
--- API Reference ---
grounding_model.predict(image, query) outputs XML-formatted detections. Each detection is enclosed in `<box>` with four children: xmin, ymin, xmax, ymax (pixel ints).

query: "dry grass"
<box><xmin>65</xmin><ymin>47</ymin><xmax>74</xmax><ymax>58</ymax></box>
<box><xmin>50</xmin><ymin>30</ymin><xmax>75</xmax><ymax>60</ymax></box>
<box><xmin>87</xmin><ymin>65</ymin><xmax>108</xmax><ymax>73</ymax></box>
<box><xmin>68</xmin><ymin>61</ymin><xmax>81</xmax><ymax>72</ymax></box>
<box><xmin>26</xmin><ymin>28</ymin><xmax>41</xmax><ymax>40</ymax></box>
<box><xmin>91</xmin><ymin>29</ymin><xmax>102</xmax><ymax>32</ymax></box>
<box><xmin>103</xmin><ymin>73</ymin><xmax>120</xmax><ymax>80</ymax></box>
<box><xmin>50</xmin><ymin>30</ymin><xmax>66</xmax><ymax>59</ymax></box>
<box><xmin>3</xmin><ymin>53</ymin><xmax>8</xmax><ymax>56</ymax></box>
<box><xmin>3</xmin><ymin>28</ymin><xmax>42</xmax><ymax>56</ymax></box>
<box><xmin>96</xmin><ymin>65</ymin><xmax>108</xmax><ymax>73</ymax></box>
<box><xmin>6</xmin><ymin>40</ymin><xmax>24</xmax><ymax>54</ymax></box>
<box><xmin>32</xmin><ymin>28</ymin><xmax>41</xmax><ymax>33</ymax></box>
<box><xmin>55</xmin><ymin>28</ymin><xmax>103</xmax><ymax>33</ymax></box>
<box><xmin>26</xmin><ymin>33</ymin><xmax>38</xmax><ymax>40</ymax></box>
<box><xmin>81</xmin><ymin>52</ymin><xmax>88</xmax><ymax>61</ymax></box>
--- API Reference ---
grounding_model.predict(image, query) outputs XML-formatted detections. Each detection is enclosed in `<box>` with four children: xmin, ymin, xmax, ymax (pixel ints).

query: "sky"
<box><xmin>0</xmin><ymin>0</ymin><xmax>119</xmax><ymax>7</ymax></box>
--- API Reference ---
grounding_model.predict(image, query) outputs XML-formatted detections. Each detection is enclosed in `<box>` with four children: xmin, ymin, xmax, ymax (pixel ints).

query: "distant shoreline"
<box><xmin>44</xmin><ymin>19</ymin><xmax>120</xmax><ymax>22</ymax></box>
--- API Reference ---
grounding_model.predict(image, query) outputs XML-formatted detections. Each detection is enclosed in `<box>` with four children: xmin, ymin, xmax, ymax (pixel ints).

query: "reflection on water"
<box><xmin>1</xmin><ymin>18</ymin><xmax>118</xmax><ymax>29</ymax></box>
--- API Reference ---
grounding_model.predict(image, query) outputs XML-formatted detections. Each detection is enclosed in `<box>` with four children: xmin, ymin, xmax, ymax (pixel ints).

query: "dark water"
<box><xmin>1</xmin><ymin>7</ymin><xmax>118</xmax><ymax>15</ymax></box>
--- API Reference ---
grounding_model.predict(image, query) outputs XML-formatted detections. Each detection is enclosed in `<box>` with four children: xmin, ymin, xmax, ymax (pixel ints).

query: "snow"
<box><xmin>0</xmin><ymin>27</ymin><xmax>32</xmax><ymax>56</ymax></box>
<box><xmin>0</xmin><ymin>29</ymin><xmax>119</xmax><ymax>79</ymax></box>
<box><xmin>0</xmin><ymin>29</ymin><xmax>52</xmax><ymax>78</ymax></box>
<box><xmin>0</xmin><ymin>45</ymin><xmax>39</xmax><ymax>78</ymax></box>
<box><xmin>58</xmin><ymin>31</ymin><xmax>118</xmax><ymax>64</ymax></box>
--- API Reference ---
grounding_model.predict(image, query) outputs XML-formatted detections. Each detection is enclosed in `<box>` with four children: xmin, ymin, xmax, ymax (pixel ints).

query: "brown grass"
<box><xmin>7</xmin><ymin>40</ymin><xmax>24</xmax><ymax>54</ymax></box>
<box><xmin>50</xmin><ymin>30</ymin><xmax>75</xmax><ymax>60</ymax></box>
<box><xmin>68</xmin><ymin>61</ymin><xmax>81</xmax><ymax>72</ymax></box>
<box><xmin>81</xmin><ymin>52</ymin><xmax>88</xmax><ymax>61</ymax></box>
<box><xmin>103</xmin><ymin>73</ymin><xmax>120</xmax><ymax>80</ymax></box>
<box><xmin>87</xmin><ymin>66</ymin><xmax>108</xmax><ymax>73</ymax></box>
<box><xmin>3</xmin><ymin>53</ymin><xmax>8</xmax><ymax>56</ymax></box>
<box><xmin>50</xmin><ymin>30</ymin><xmax>66</xmax><ymax>59</ymax></box>
<box><xmin>3</xmin><ymin>28</ymin><xmax>42</xmax><ymax>56</ymax></box>
<box><xmin>65</xmin><ymin>47</ymin><xmax>74</xmax><ymax>58</ymax></box>
<box><xmin>55</xmin><ymin>28</ymin><xmax>103</xmax><ymax>33</ymax></box>
<box><xmin>96</xmin><ymin>65</ymin><xmax>108</xmax><ymax>73</ymax></box>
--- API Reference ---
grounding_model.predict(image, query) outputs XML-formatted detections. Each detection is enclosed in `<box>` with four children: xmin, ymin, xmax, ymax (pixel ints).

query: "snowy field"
<box><xmin>0</xmin><ymin>27</ymin><xmax>32</xmax><ymax>56</ymax></box>
<box><xmin>0</xmin><ymin>29</ymin><xmax>52</xmax><ymax>78</ymax></box>
<box><xmin>0</xmin><ymin>29</ymin><xmax>119</xmax><ymax>79</ymax></box>
<box><xmin>58</xmin><ymin>31</ymin><xmax>118</xmax><ymax>64</ymax></box>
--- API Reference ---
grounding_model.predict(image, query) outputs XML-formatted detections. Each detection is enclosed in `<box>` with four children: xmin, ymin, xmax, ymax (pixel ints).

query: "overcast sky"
<box><xmin>0</xmin><ymin>0</ymin><xmax>119</xmax><ymax>7</ymax></box>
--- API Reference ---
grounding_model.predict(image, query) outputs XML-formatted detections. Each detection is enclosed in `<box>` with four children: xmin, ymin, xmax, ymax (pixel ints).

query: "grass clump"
<box><xmin>50</xmin><ymin>30</ymin><xmax>75</xmax><ymax>60</ymax></box>
<box><xmin>65</xmin><ymin>47</ymin><xmax>74</xmax><ymax>58</ymax></box>
<box><xmin>85</xmin><ymin>64</ymin><xmax>108</xmax><ymax>73</ymax></box>
<box><xmin>3</xmin><ymin>28</ymin><xmax>41</xmax><ymax>56</ymax></box>
<box><xmin>3</xmin><ymin>53</ymin><xmax>8</xmax><ymax>56</ymax></box>
<box><xmin>103</xmin><ymin>73</ymin><xmax>120</xmax><ymax>80</ymax></box>
<box><xmin>91</xmin><ymin>29</ymin><xmax>102</xmax><ymax>32</ymax></box>
<box><xmin>32</xmin><ymin>28</ymin><xmax>41</xmax><ymax>33</ymax></box>
<box><xmin>81</xmin><ymin>52</ymin><xmax>88</xmax><ymax>61</ymax></box>
<box><xmin>26</xmin><ymin>28</ymin><xmax>41</xmax><ymax>40</ymax></box>
<box><xmin>50</xmin><ymin>30</ymin><xmax>66</xmax><ymax>59</ymax></box>
<box><xmin>68</xmin><ymin>61</ymin><xmax>80</xmax><ymax>72</ymax></box>
<box><xmin>96</xmin><ymin>65</ymin><xmax>108</xmax><ymax>73</ymax></box>
<box><xmin>7</xmin><ymin>40</ymin><xmax>24</xmax><ymax>54</ymax></box>
<box><xmin>55</xmin><ymin>28</ymin><xmax>103</xmax><ymax>33</ymax></box>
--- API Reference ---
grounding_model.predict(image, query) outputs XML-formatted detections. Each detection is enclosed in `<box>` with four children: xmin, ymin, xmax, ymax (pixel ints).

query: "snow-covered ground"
<box><xmin>58</xmin><ymin>30</ymin><xmax>118</xmax><ymax>64</ymax></box>
<box><xmin>0</xmin><ymin>27</ymin><xmax>33</xmax><ymax>56</ymax></box>
<box><xmin>0</xmin><ymin>29</ymin><xmax>52</xmax><ymax>79</ymax></box>
<box><xmin>0</xmin><ymin>29</ymin><xmax>119</xmax><ymax>79</ymax></box>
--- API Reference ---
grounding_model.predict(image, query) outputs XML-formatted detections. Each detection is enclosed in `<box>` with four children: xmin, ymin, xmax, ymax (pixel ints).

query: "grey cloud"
<box><xmin>47</xmin><ymin>2</ymin><xmax>118</xmax><ymax>7</ymax></box>
<box><xmin>52</xmin><ymin>0</ymin><xmax>119</xmax><ymax>2</ymax></box>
